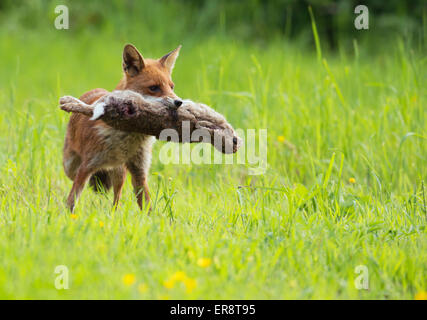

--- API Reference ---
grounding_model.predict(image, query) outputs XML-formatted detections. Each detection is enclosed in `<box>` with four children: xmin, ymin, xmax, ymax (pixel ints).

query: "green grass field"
<box><xmin>0</xmin><ymin>11</ymin><xmax>426</xmax><ymax>299</ymax></box>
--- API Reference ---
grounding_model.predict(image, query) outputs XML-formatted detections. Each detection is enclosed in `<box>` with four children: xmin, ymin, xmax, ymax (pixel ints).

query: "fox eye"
<box><xmin>148</xmin><ymin>85</ymin><xmax>161</xmax><ymax>92</ymax></box>
<box><xmin>171</xmin><ymin>84</ymin><xmax>175</xmax><ymax>90</ymax></box>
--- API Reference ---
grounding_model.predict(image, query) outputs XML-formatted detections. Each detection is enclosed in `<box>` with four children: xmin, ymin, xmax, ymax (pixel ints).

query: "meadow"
<box><xmin>0</xmin><ymin>2</ymin><xmax>426</xmax><ymax>299</ymax></box>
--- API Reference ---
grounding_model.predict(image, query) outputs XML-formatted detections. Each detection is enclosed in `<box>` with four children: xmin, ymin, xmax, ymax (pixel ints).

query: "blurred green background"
<box><xmin>0</xmin><ymin>0</ymin><xmax>425</xmax><ymax>49</ymax></box>
<box><xmin>0</xmin><ymin>0</ymin><xmax>425</xmax><ymax>299</ymax></box>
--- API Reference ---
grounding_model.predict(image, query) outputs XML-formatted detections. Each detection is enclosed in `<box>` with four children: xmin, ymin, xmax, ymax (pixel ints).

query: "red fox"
<box><xmin>63</xmin><ymin>44</ymin><xmax>182</xmax><ymax>212</ymax></box>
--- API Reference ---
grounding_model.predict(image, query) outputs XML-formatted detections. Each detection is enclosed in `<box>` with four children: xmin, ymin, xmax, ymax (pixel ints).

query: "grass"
<box><xmin>0</xmin><ymin>17</ymin><xmax>426</xmax><ymax>299</ymax></box>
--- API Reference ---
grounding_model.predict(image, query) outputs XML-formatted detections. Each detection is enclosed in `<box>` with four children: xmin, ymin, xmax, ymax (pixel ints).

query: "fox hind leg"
<box><xmin>126</xmin><ymin>155</ymin><xmax>151</xmax><ymax>211</ymax></box>
<box><xmin>111</xmin><ymin>166</ymin><xmax>127</xmax><ymax>209</ymax></box>
<box><xmin>66</xmin><ymin>163</ymin><xmax>94</xmax><ymax>212</ymax></box>
<box><xmin>63</xmin><ymin>148</ymin><xmax>82</xmax><ymax>181</ymax></box>
<box><xmin>129</xmin><ymin>170</ymin><xmax>151</xmax><ymax>211</ymax></box>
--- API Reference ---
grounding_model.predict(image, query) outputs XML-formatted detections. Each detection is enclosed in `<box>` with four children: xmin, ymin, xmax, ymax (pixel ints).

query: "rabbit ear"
<box><xmin>123</xmin><ymin>44</ymin><xmax>145</xmax><ymax>76</ymax></box>
<box><xmin>159</xmin><ymin>45</ymin><xmax>182</xmax><ymax>74</ymax></box>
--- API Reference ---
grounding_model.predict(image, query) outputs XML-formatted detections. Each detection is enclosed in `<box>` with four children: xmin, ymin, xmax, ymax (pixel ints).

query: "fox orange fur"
<box><xmin>63</xmin><ymin>44</ymin><xmax>182</xmax><ymax>212</ymax></box>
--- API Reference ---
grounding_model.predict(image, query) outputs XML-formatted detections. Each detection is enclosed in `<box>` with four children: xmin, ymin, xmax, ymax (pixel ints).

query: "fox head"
<box><xmin>119</xmin><ymin>44</ymin><xmax>182</xmax><ymax>108</ymax></box>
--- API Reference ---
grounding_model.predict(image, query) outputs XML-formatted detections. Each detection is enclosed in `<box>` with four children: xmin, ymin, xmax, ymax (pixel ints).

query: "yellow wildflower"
<box><xmin>70</xmin><ymin>214</ymin><xmax>78</xmax><ymax>220</ymax></box>
<box><xmin>349</xmin><ymin>177</ymin><xmax>356</xmax><ymax>184</ymax></box>
<box><xmin>415</xmin><ymin>291</ymin><xmax>427</xmax><ymax>300</ymax></box>
<box><xmin>163</xmin><ymin>272</ymin><xmax>185</xmax><ymax>289</ymax></box>
<box><xmin>197</xmin><ymin>258</ymin><xmax>212</xmax><ymax>268</ymax></box>
<box><xmin>277</xmin><ymin>136</ymin><xmax>285</xmax><ymax>143</ymax></box>
<box><xmin>171</xmin><ymin>271</ymin><xmax>187</xmax><ymax>282</ymax></box>
<box><xmin>138</xmin><ymin>283</ymin><xmax>148</xmax><ymax>293</ymax></box>
<box><xmin>122</xmin><ymin>273</ymin><xmax>136</xmax><ymax>286</ymax></box>
<box><xmin>99</xmin><ymin>221</ymin><xmax>104</xmax><ymax>228</ymax></box>
<box><xmin>163</xmin><ymin>278</ymin><xmax>175</xmax><ymax>289</ymax></box>
<box><xmin>289</xmin><ymin>280</ymin><xmax>298</xmax><ymax>288</ymax></box>
<box><xmin>164</xmin><ymin>271</ymin><xmax>197</xmax><ymax>293</ymax></box>
<box><xmin>183</xmin><ymin>277</ymin><xmax>197</xmax><ymax>293</ymax></box>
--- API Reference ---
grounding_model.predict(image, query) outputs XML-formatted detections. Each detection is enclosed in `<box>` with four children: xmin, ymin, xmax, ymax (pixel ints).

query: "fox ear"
<box><xmin>123</xmin><ymin>44</ymin><xmax>145</xmax><ymax>77</ymax></box>
<box><xmin>159</xmin><ymin>45</ymin><xmax>181</xmax><ymax>74</ymax></box>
